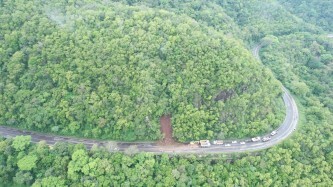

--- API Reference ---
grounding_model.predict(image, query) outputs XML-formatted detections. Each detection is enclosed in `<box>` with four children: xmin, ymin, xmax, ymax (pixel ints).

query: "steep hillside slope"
<box><xmin>278</xmin><ymin>0</ymin><xmax>333</xmax><ymax>32</ymax></box>
<box><xmin>261</xmin><ymin>33</ymin><xmax>333</xmax><ymax>111</ymax></box>
<box><xmin>121</xmin><ymin>0</ymin><xmax>321</xmax><ymax>42</ymax></box>
<box><xmin>217</xmin><ymin>0</ymin><xmax>321</xmax><ymax>41</ymax></box>
<box><xmin>0</xmin><ymin>0</ymin><xmax>284</xmax><ymax>141</ymax></box>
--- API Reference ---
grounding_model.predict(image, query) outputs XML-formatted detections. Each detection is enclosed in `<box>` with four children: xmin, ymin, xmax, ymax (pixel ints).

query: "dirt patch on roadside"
<box><xmin>159</xmin><ymin>115</ymin><xmax>178</xmax><ymax>146</ymax></box>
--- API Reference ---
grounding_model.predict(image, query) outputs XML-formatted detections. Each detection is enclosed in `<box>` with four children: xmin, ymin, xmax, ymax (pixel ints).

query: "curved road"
<box><xmin>0</xmin><ymin>45</ymin><xmax>299</xmax><ymax>154</ymax></box>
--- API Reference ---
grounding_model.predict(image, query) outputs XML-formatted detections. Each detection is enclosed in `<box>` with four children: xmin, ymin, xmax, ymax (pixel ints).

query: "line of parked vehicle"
<box><xmin>251</xmin><ymin>130</ymin><xmax>277</xmax><ymax>142</ymax></box>
<box><xmin>193</xmin><ymin>130</ymin><xmax>278</xmax><ymax>148</ymax></box>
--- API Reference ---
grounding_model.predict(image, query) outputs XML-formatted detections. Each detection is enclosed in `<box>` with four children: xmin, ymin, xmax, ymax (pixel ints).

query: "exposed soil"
<box><xmin>159</xmin><ymin>115</ymin><xmax>178</xmax><ymax>146</ymax></box>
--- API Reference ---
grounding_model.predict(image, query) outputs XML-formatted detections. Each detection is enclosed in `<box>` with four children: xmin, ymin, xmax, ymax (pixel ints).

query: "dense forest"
<box><xmin>0</xmin><ymin>0</ymin><xmax>333</xmax><ymax>186</ymax></box>
<box><xmin>278</xmin><ymin>0</ymin><xmax>333</xmax><ymax>32</ymax></box>
<box><xmin>261</xmin><ymin>34</ymin><xmax>333</xmax><ymax>111</ymax></box>
<box><xmin>0</xmin><ymin>134</ymin><xmax>332</xmax><ymax>186</ymax></box>
<box><xmin>0</xmin><ymin>0</ymin><xmax>284</xmax><ymax>141</ymax></box>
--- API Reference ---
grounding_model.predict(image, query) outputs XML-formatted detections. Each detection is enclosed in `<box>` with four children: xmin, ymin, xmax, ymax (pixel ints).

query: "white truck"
<box><xmin>199</xmin><ymin>140</ymin><xmax>211</xmax><ymax>147</ymax></box>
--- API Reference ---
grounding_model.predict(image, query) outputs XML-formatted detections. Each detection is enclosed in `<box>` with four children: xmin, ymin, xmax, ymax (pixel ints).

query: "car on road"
<box><xmin>251</xmin><ymin>137</ymin><xmax>261</xmax><ymax>142</ymax></box>
<box><xmin>213</xmin><ymin>140</ymin><xmax>224</xmax><ymax>145</ymax></box>
<box><xmin>225</xmin><ymin>144</ymin><xmax>231</xmax><ymax>147</ymax></box>
<box><xmin>240</xmin><ymin>142</ymin><xmax>246</xmax><ymax>145</ymax></box>
<box><xmin>271</xmin><ymin>131</ymin><xmax>277</xmax><ymax>136</ymax></box>
<box><xmin>54</xmin><ymin>137</ymin><xmax>64</xmax><ymax>141</ymax></box>
<box><xmin>262</xmin><ymin>137</ymin><xmax>271</xmax><ymax>142</ymax></box>
<box><xmin>231</xmin><ymin>141</ymin><xmax>237</xmax><ymax>144</ymax></box>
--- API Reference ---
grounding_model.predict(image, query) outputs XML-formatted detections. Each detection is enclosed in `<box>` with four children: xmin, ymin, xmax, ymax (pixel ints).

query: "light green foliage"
<box><xmin>12</xmin><ymin>136</ymin><xmax>31</xmax><ymax>152</ymax></box>
<box><xmin>261</xmin><ymin>35</ymin><xmax>279</xmax><ymax>45</ymax></box>
<box><xmin>17</xmin><ymin>155</ymin><xmax>38</xmax><ymax>171</ymax></box>
<box><xmin>291</xmin><ymin>81</ymin><xmax>310</xmax><ymax>97</ymax></box>
<box><xmin>67</xmin><ymin>149</ymin><xmax>89</xmax><ymax>181</ymax></box>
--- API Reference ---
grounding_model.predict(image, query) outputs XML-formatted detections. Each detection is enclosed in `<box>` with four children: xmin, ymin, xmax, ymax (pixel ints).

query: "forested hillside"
<box><xmin>0</xmin><ymin>0</ymin><xmax>284</xmax><ymax>141</ymax></box>
<box><xmin>1</xmin><ymin>0</ymin><xmax>333</xmax><ymax>186</ymax></box>
<box><xmin>278</xmin><ymin>0</ymin><xmax>333</xmax><ymax>32</ymax></box>
<box><xmin>117</xmin><ymin>0</ymin><xmax>321</xmax><ymax>42</ymax></box>
<box><xmin>261</xmin><ymin>33</ymin><xmax>333</xmax><ymax>111</ymax></box>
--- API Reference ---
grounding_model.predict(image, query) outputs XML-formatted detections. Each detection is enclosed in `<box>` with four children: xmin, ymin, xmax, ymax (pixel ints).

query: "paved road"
<box><xmin>0</xmin><ymin>45</ymin><xmax>299</xmax><ymax>154</ymax></box>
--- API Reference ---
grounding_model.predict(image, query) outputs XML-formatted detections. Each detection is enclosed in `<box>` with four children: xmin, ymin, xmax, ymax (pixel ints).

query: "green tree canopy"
<box><xmin>17</xmin><ymin>155</ymin><xmax>38</xmax><ymax>171</ymax></box>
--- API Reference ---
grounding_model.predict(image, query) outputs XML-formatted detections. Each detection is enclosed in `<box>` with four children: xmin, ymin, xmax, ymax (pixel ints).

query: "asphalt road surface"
<box><xmin>0</xmin><ymin>44</ymin><xmax>299</xmax><ymax>154</ymax></box>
